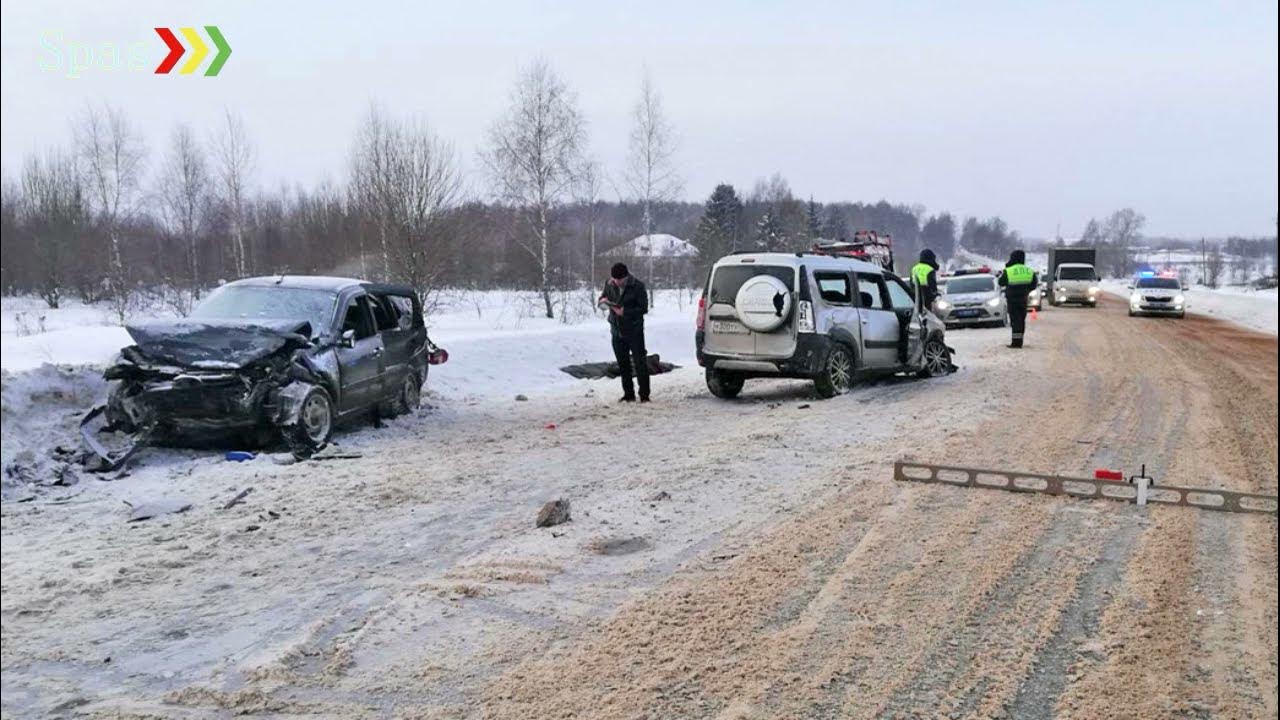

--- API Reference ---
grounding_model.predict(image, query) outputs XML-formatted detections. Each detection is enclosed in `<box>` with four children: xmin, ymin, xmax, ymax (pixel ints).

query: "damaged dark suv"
<box><xmin>82</xmin><ymin>276</ymin><xmax>447</xmax><ymax>468</ymax></box>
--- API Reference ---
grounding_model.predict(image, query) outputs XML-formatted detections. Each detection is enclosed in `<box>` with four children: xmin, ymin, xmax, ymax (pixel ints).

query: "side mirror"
<box><xmin>1126</xmin><ymin>284</ymin><xmax>1134</xmax><ymax>290</ymax></box>
<box><xmin>341</xmin><ymin>328</ymin><xmax>356</xmax><ymax>348</ymax></box>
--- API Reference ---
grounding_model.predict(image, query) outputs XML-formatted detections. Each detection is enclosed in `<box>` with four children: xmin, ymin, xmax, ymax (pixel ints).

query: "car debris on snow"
<box><xmin>221</xmin><ymin>487</ymin><xmax>254</xmax><ymax>510</ymax></box>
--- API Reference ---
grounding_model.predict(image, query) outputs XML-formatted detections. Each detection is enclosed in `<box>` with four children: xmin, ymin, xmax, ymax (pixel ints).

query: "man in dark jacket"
<box><xmin>600</xmin><ymin>263</ymin><xmax>650</xmax><ymax>402</ymax></box>
<box><xmin>998</xmin><ymin>249</ymin><xmax>1038</xmax><ymax>348</ymax></box>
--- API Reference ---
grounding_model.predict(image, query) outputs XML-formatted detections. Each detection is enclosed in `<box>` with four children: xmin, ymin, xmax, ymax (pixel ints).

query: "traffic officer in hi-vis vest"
<box><xmin>911</xmin><ymin>249</ymin><xmax>940</xmax><ymax>310</ymax></box>
<box><xmin>997</xmin><ymin>249</ymin><xmax>1038</xmax><ymax>348</ymax></box>
<box><xmin>907</xmin><ymin>249</ymin><xmax>940</xmax><ymax>362</ymax></box>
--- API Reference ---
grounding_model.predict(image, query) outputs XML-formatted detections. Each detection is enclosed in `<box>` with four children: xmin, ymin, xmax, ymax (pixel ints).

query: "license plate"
<box><xmin>954</xmin><ymin>309</ymin><xmax>980</xmax><ymax>318</ymax></box>
<box><xmin>711</xmin><ymin>320</ymin><xmax>749</xmax><ymax>335</ymax></box>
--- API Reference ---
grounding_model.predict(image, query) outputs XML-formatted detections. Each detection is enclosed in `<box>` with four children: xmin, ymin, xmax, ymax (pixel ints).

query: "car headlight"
<box><xmin>986</xmin><ymin>297</ymin><xmax>1001</xmax><ymax>307</ymax></box>
<box><xmin>935</xmin><ymin>300</ymin><xmax>951</xmax><ymax>311</ymax></box>
<box><xmin>1130</xmin><ymin>293</ymin><xmax>1141</xmax><ymax>304</ymax></box>
<box><xmin>1174</xmin><ymin>294</ymin><xmax>1184</xmax><ymax>304</ymax></box>
<box><xmin>1088</xmin><ymin>286</ymin><xmax>1100</xmax><ymax>294</ymax></box>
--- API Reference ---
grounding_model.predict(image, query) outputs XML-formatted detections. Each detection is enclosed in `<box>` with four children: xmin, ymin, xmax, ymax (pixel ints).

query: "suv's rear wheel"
<box><xmin>394</xmin><ymin>371</ymin><xmax>422</xmax><ymax>415</ymax></box>
<box><xmin>917</xmin><ymin>337</ymin><xmax>952</xmax><ymax>378</ymax></box>
<box><xmin>813</xmin><ymin>345</ymin><xmax>854</xmax><ymax>398</ymax></box>
<box><xmin>706</xmin><ymin>369</ymin><xmax>745</xmax><ymax>399</ymax></box>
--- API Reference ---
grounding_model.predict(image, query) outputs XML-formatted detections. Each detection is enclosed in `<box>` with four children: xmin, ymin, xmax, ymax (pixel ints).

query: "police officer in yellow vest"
<box><xmin>904</xmin><ymin>249</ymin><xmax>940</xmax><ymax>362</ymax></box>
<box><xmin>998</xmin><ymin>249</ymin><xmax>1039</xmax><ymax>348</ymax></box>
<box><xmin>911</xmin><ymin>249</ymin><xmax>940</xmax><ymax>310</ymax></box>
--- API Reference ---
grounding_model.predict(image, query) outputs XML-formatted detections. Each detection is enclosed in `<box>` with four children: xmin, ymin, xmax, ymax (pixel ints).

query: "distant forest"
<box><xmin>3</xmin><ymin>61</ymin><xmax>1272</xmax><ymax>319</ymax></box>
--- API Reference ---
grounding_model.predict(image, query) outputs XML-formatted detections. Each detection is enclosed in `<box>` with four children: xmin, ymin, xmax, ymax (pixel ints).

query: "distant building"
<box><xmin>602</xmin><ymin>234</ymin><xmax>699</xmax><ymax>287</ymax></box>
<box><xmin>604</xmin><ymin>233</ymin><xmax>698</xmax><ymax>259</ymax></box>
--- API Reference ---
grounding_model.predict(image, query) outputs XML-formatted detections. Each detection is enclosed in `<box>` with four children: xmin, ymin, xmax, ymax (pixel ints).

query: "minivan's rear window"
<box><xmin>708</xmin><ymin>266</ymin><xmax>794</xmax><ymax>306</ymax></box>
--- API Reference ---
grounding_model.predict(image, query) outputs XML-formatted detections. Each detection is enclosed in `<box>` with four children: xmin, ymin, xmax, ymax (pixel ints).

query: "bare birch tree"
<box><xmin>20</xmin><ymin>149</ymin><xmax>87</xmax><ymax>309</ymax></box>
<box><xmin>350</xmin><ymin>105</ymin><xmax>397</xmax><ymax>281</ymax></box>
<box><xmin>212</xmin><ymin>110</ymin><xmax>256</xmax><ymax>278</ymax></box>
<box><xmin>74</xmin><ymin>103</ymin><xmax>146</xmax><ymax>321</ymax></box>
<box><xmin>481</xmin><ymin>58</ymin><xmax>586</xmax><ymax>319</ymax></box>
<box><xmin>577</xmin><ymin>158</ymin><xmax>605</xmax><ymax>292</ymax></box>
<box><xmin>624</xmin><ymin>70</ymin><xmax>682</xmax><ymax>297</ymax></box>
<box><xmin>158</xmin><ymin>123</ymin><xmax>210</xmax><ymax>304</ymax></box>
<box><xmin>350</xmin><ymin>105</ymin><xmax>463</xmax><ymax>308</ymax></box>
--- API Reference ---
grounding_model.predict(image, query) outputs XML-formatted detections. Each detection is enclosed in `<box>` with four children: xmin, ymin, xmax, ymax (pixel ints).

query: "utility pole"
<box><xmin>1201</xmin><ymin>237</ymin><xmax>1207</xmax><ymax>286</ymax></box>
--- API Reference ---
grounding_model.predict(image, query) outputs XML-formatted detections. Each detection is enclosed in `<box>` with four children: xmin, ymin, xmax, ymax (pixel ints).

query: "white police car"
<box><xmin>1128</xmin><ymin>274</ymin><xmax>1188</xmax><ymax>318</ymax></box>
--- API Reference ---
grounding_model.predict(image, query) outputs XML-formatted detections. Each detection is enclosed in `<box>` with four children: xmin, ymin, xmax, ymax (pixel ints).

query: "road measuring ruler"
<box><xmin>893</xmin><ymin>461</ymin><xmax>1277</xmax><ymax>516</ymax></box>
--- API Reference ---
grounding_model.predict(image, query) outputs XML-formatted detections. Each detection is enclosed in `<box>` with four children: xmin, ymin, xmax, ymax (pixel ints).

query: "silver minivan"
<box><xmin>695</xmin><ymin>252</ymin><xmax>951</xmax><ymax>398</ymax></box>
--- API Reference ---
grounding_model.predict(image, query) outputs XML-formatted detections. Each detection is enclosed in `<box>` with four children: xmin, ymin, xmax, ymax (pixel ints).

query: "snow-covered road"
<box><xmin>2</xmin><ymin>296</ymin><xmax>1276</xmax><ymax>718</ymax></box>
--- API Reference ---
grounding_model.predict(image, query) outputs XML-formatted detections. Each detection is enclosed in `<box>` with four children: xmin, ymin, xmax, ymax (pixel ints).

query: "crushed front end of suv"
<box><xmin>81</xmin><ymin>276</ymin><xmax>447</xmax><ymax>470</ymax></box>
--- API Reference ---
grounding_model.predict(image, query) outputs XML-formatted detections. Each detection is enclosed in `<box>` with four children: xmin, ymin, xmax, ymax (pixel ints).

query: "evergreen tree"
<box><xmin>805</xmin><ymin>196</ymin><xmax>822</xmax><ymax>241</ymax></box>
<box><xmin>755</xmin><ymin>210</ymin><xmax>786</xmax><ymax>251</ymax></box>
<box><xmin>822</xmin><ymin>206</ymin><xmax>848</xmax><ymax>240</ymax></box>
<box><xmin>691</xmin><ymin>183</ymin><xmax>743</xmax><ymax>268</ymax></box>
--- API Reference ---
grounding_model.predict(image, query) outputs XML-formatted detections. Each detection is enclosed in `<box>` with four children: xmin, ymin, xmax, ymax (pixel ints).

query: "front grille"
<box><xmin>1144</xmin><ymin>296</ymin><xmax>1170</xmax><ymax>303</ymax></box>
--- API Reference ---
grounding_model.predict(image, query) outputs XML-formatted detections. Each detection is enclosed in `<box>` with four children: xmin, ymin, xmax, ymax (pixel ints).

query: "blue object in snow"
<box><xmin>225</xmin><ymin>451</ymin><xmax>256</xmax><ymax>462</ymax></box>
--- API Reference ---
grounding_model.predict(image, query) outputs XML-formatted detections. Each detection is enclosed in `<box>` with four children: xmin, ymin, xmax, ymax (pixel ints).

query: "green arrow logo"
<box><xmin>204</xmin><ymin>25</ymin><xmax>231</xmax><ymax>77</ymax></box>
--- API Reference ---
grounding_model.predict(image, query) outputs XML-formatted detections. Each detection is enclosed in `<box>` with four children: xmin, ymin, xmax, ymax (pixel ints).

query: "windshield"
<box><xmin>945</xmin><ymin>276</ymin><xmax>995</xmax><ymax>294</ymax></box>
<box><xmin>191</xmin><ymin>285</ymin><xmax>339</xmax><ymax>335</ymax></box>
<box><xmin>1058</xmin><ymin>266</ymin><xmax>1095</xmax><ymax>280</ymax></box>
<box><xmin>1136</xmin><ymin>277</ymin><xmax>1180</xmax><ymax>289</ymax></box>
<box><xmin>708</xmin><ymin>265</ymin><xmax>794</xmax><ymax>305</ymax></box>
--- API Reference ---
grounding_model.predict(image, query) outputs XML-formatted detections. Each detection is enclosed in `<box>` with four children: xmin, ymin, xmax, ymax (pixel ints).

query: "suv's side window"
<box><xmin>885</xmin><ymin>276</ymin><xmax>916</xmax><ymax>311</ymax></box>
<box><xmin>341</xmin><ymin>296</ymin><xmax>376</xmax><ymax>340</ymax></box>
<box><xmin>855</xmin><ymin>273</ymin><xmax>889</xmax><ymax>310</ymax></box>
<box><xmin>813</xmin><ymin>272</ymin><xmax>852</xmax><ymax>305</ymax></box>
<box><xmin>368</xmin><ymin>295</ymin><xmax>399</xmax><ymax>332</ymax></box>
<box><xmin>383</xmin><ymin>294</ymin><xmax>418</xmax><ymax>330</ymax></box>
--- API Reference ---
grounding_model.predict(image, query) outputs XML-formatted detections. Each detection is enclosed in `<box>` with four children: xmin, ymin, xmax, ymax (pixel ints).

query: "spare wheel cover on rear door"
<box><xmin>735</xmin><ymin>274</ymin><xmax>792</xmax><ymax>332</ymax></box>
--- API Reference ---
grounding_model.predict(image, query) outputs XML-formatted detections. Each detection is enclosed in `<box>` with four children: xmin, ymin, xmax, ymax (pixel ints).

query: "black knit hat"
<box><xmin>610</xmin><ymin>262</ymin><xmax>629</xmax><ymax>279</ymax></box>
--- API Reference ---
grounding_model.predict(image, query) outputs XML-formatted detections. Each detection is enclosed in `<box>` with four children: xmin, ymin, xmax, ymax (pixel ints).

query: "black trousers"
<box><xmin>1008</xmin><ymin>302</ymin><xmax>1027</xmax><ymax>347</ymax></box>
<box><xmin>612</xmin><ymin>329</ymin><xmax>649</xmax><ymax>399</ymax></box>
<box><xmin>896</xmin><ymin>311</ymin><xmax>911</xmax><ymax>363</ymax></box>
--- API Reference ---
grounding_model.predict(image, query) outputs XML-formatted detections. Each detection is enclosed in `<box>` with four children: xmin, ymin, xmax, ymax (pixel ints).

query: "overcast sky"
<box><xmin>2</xmin><ymin>0</ymin><xmax>1276</xmax><ymax>238</ymax></box>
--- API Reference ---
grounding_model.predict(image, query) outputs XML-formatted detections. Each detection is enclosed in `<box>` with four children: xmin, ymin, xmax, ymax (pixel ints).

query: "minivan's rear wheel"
<box><xmin>395</xmin><ymin>371</ymin><xmax>421</xmax><ymax>415</ymax></box>
<box><xmin>918</xmin><ymin>337</ymin><xmax>952</xmax><ymax>378</ymax></box>
<box><xmin>814</xmin><ymin>345</ymin><xmax>854</xmax><ymax>398</ymax></box>
<box><xmin>286</xmin><ymin>386</ymin><xmax>333</xmax><ymax>457</ymax></box>
<box><xmin>706</xmin><ymin>369</ymin><xmax>745</xmax><ymax>399</ymax></box>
